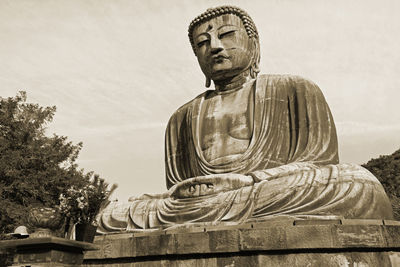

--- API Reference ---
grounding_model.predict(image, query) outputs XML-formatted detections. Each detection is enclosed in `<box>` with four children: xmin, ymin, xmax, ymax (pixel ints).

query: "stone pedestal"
<box><xmin>83</xmin><ymin>219</ymin><xmax>400</xmax><ymax>266</ymax></box>
<box><xmin>0</xmin><ymin>236</ymin><xmax>98</xmax><ymax>266</ymax></box>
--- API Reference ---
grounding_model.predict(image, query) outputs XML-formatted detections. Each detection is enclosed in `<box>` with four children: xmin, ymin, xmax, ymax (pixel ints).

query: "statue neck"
<box><xmin>214</xmin><ymin>70</ymin><xmax>253</xmax><ymax>94</ymax></box>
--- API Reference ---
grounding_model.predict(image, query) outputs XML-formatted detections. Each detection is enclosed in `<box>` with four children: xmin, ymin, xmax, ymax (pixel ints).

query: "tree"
<box><xmin>362</xmin><ymin>149</ymin><xmax>400</xmax><ymax>220</ymax></box>
<box><xmin>0</xmin><ymin>92</ymin><xmax>94</xmax><ymax>233</ymax></box>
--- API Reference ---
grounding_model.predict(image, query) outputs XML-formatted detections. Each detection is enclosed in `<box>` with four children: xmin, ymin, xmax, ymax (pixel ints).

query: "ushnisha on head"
<box><xmin>188</xmin><ymin>6</ymin><xmax>260</xmax><ymax>88</ymax></box>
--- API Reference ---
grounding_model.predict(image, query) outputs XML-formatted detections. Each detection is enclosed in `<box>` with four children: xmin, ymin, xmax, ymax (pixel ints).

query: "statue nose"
<box><xmin>211</xmin><ymin>47</ymin><xmax>223</xmax><ymax>54</ymax></box>
<box><xmin>210</xmin><ymin>37</ymin><xmax>223</xmax><ymax>54</ymax></box>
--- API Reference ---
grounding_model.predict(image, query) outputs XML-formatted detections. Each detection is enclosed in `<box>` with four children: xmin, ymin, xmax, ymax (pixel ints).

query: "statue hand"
<box><xmin>249</xmin><ymin>162</ymin><xmax>317</xmax><ymax>182</ymax></box>
<box><xmin>169</xmin><ymin>173</ymin><xmax>254</xmax><ymax>199</ymax></box>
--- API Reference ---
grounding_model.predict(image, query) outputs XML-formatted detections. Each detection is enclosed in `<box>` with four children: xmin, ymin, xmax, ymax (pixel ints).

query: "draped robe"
<box><xmin>98</xmin><ymin>75</ymin><xmax>393</xmax><ymax>232</ymax></box>
<box><xmin>166</xmin><ymin>74</ymin><xmax>338</xmax><ymax>187</ymax></box>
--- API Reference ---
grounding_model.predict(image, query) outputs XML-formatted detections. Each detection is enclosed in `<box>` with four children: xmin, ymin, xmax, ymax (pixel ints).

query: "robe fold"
<box><xmin>97</xmin><ymin>75</ymin><xmax>393</xmax><ymax>233</ymax></box>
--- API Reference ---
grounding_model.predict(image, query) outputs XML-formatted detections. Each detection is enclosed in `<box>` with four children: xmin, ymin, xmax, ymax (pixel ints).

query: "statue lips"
<box><xmin>212</xmin><ymin>54</ymin><xmax>230</xmax><ymax>64</ymax></box>
<box><xmin>210</xmin><ymin>54</ymin><xmax>231</xmax><ymax>77</ymax></box>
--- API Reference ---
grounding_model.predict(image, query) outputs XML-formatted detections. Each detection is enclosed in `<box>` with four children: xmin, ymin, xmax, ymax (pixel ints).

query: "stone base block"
<box><xmin>83</xmin><ymin>219</ymin><xmax>400</xmax><ymax>266</ymax></box>
<box><xmin>0</xmin><ymin>236</ymin><xmax>98</xmax><ymax>266</ymax></box>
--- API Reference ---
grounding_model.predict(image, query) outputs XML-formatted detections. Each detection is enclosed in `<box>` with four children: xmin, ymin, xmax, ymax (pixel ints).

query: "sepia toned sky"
<box><xmin>1</xmin><ymin>0</ymin><xmax>399</xmax><ymax>201</ymax></box>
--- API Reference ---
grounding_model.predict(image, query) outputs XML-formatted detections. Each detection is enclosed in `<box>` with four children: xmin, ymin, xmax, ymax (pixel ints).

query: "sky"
<box><xmin>1</xmin><ymin>0</ymin><xmax>399</xmax><ymax>201</ymax></box>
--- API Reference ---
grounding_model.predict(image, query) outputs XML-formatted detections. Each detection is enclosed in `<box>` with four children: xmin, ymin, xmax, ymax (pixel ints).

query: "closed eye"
<box><xmin>197</xmin><ymin>40</ymin><xmax>209</xmax><ymax>48</ymax></box>
<box><xmin>219</xmin><ymin>30</ymin><xmax>236</xmax><ymax>39</ymax></box>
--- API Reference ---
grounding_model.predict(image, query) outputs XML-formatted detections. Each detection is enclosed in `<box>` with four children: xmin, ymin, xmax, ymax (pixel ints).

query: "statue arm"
<box><xmin>285</xmin><ymin>75</ymin><xmax>339</xmax><ymax>165</ymax></box>
<box><xmin>165</xmin><ymin>92</ymin><xmax>209</xmax><ymax>189</ymax></box>
<box><xmin>165</xmin><ymin>107</ymin><xmax>189</xmax><ymax>189</ymax></box>
<box><xmin>246</xmin><ymin>75</ymin><xmax>339</xmax><ymax>182</ymax></box>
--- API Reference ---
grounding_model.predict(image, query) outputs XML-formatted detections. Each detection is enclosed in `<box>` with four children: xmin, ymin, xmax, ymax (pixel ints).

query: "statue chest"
<box><xmin>200</xmin><ymin>86</ymin><xmax>254</xmax><ymax>164</ymax></box>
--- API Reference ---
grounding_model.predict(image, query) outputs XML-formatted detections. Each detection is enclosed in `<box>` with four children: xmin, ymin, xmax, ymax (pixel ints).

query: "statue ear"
<box><xmin>250</xmin><ymin>39</ymin><xmax>260</xmax><ymax>79</ymax></box>
<box><xmin>205</xmin><ymin>77</ymin><xmax>211</xmax><ymax>88</ymax></box>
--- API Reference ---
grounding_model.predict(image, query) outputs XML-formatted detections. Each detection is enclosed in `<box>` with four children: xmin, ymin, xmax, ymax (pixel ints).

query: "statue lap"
<box><xmin>98</xmin><ymin>163</ymin><xmax>392</xmax><ymax>233</ymax></box>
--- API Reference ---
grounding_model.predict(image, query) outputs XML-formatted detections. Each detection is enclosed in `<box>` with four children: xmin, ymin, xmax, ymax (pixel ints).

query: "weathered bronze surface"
<box><xmin>97</xmin><ymin>5</ymin><xmax>393</xmax><ymax>233</ymax></box>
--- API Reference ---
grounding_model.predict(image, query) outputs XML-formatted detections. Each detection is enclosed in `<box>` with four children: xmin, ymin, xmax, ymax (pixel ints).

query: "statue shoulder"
<box><xmin>166</xmin><ymin>90</ymin><xmax>211</xmax><ymax>127</ymax></box>
<box><xmin>257</xmin><ymin>74</ymin><xmax>324</xmax><ymax>95</ymax></box>
<box><xmin>258</xmin><ymin>74</ymin><xmax>320</xmax><ymax>86</ymax></box>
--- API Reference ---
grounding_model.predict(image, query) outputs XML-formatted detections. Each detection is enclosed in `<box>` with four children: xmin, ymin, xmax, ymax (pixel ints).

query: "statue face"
<box><xmin>193</xmin><ymin>14</ymin><xmax>254</xmax><ymax>82</ymax></box>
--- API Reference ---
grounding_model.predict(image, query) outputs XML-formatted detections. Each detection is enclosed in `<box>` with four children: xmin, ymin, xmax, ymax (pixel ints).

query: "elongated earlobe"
<box><xmin>250</xmin><ymin>61</ymin><xmax>260</xmax><ymax>79</ymax></box>
<box><xmin>250</xmin><ymin>67</ymin><xmax>256</xmax><ymax>79</ymax></box>
<box><xmin>205</xmin><ymin>77</ymin><xmax>211</xmax><ymax>88</ymax></box>
<box><xmin>250</xmin><ymin>39</ymin><xmax>261</xmax><ymax>79</ymax></box>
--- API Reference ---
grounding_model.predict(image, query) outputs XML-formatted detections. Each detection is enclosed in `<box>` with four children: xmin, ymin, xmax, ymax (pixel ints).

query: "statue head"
<box><xmin>188</xmin><ymin>6</ymin><xmax>260</xmax><ymax>87</ymax></box>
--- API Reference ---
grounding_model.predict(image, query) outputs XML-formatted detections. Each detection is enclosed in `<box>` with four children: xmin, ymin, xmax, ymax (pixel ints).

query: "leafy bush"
<box><xmin>362</xmin><ymin>149</ymin><xmax>400</xmax><ymax>220</ymax></box>
<box><xmin>58</xmin><ymin>175</ymin><xmax>117</xmax><ymax>225</ymax></box>
<box><xmin>0</xmin><ymin>92</ymin><xmax>107</xmax><ymax>233</ymax></box>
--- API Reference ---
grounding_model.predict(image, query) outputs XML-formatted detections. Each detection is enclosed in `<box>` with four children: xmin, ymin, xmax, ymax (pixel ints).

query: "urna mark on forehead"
<box><xmin>193</xmin><ymin>14</ymin><xmax>244</xmax><ymax>37</ymax></box>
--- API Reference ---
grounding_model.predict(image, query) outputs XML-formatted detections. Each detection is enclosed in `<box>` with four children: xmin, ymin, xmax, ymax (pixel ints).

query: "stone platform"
<box><xmin>0</xmin><ymin>236</ymin><xmax>98</xmax><ymax>266</ymax></box>
<box><xmin>83</xmin><ymin>219</ymin><xmax>400</xmax><ymax>266</ymax></box>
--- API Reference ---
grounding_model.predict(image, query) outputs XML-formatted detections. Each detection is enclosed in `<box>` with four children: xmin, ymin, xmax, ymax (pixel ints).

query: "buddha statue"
<box><xmin>98</xmin><ymin>6</ymin><xmax>393</xmax><ymax>232</ymax></box>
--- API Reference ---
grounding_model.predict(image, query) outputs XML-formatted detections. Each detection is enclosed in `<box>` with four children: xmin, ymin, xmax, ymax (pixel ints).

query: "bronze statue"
<box><xmin>98</xmin><ymin>6</ymin><xmax>392</xmax><ymax>232</ymax></box>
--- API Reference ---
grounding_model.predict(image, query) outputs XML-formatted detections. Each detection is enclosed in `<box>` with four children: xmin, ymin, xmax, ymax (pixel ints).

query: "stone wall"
<box><xmin>83</xmin><ymin>219</ymin><xmax>400</xmax><ymax>266</ymax></box>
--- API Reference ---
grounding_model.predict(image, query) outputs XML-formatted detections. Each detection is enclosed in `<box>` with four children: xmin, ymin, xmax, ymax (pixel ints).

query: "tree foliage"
<box><xmin>362</xmin><ymin>148</ymin><xmax>400</xmax><ymax>220</ymax></box>
<box><xmin>0</xmin><ymin>92</ymin><xmax>94</xmax><ymax>233</ymax></box>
